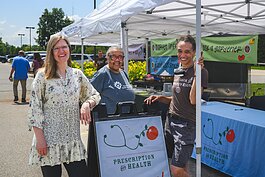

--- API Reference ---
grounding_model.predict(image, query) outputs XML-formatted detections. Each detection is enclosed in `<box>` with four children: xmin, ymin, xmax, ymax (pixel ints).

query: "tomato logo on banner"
<box><xmin>147</xmin><ymin>126</ymin><xmax>158</xmax><ymax>140</ymax></box>
<box><xmin>203</xmin><ymin>118</ymin><xmax>236</xmax><ymax>145</ymax></box>
<box><xmin>103</xmin><ymin>124</ymin><xmax>159</xmax><ymax>150</ymax></box>
<box><xmin>95</xmin><ymin>116</ymin><xmax>171</xmax><ymax>177</ymax></box>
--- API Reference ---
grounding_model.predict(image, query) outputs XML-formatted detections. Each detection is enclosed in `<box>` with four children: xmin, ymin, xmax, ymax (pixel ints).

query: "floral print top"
<box><xmin>28</xmin><ymin>67</ymin><xmax>101</xmax><ymax>166</ymax></box>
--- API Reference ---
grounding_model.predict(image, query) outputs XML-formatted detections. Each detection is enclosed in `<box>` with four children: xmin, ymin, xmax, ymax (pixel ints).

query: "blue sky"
<box><xmin>0</xmin><ymin>0</ymin><xmax>103</xmax><ymax>47</ymax></box>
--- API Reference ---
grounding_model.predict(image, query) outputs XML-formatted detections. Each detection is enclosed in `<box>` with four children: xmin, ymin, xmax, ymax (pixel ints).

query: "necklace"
<box><xmin>57</xmin><ymin>71</ymin><xmax>66</xmax><ymax>79</ymax></box>
<box><xmin>57</xmin><ymin>71</ymin><xmax>69</xmax><ymax>86</ymax></box>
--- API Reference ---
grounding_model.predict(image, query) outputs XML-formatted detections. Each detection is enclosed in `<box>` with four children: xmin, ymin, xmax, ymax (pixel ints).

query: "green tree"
<box><xmin>0</xmin><ymin>38</ymin><xmax>6</xmax><ymax>55</ymax></box>
<box><xmin>36</xmin><ymin>8</ymin><xmax>73</xmax><ymax>48</ymax></box>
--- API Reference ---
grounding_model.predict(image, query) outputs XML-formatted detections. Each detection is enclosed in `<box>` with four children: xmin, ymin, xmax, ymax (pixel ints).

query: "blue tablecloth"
<box><xmin>193</xmin><ymin>101</ymin><xmax>265</xmax><ymax>177</ymax></box>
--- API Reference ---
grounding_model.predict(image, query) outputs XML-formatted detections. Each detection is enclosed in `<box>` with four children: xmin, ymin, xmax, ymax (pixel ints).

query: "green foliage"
<box><xmin>36</xmin><ymin>8</ymin><xmax>73</xmax><ymax>48</ymax></box>
<box><xmin>0</xmin><ymin>38</ymin><xmax>21</xmax><ymax>56</ymax></box>
<box><xmin>0</xmin><ymin>41</ymin><xmax>7</xmax><ymax>56</ymax></box>
<box><xmin>71</xmin><ymin>60</ymin><xmax>147</xmax><ymax>82</ymax></box>
<box><xmin>251</xmin><ymin>65</ymin><xmax>265</xmax><ymax>70</ymax></box>
<box><xmin>85</xmin><ymin>46</ymin><xmax>108</xmax><ymax>54</ymax></box>
<box><xmin>31</xmin><ymin>45</ymin><xmax>45</xmax><ymax>51</ymax></box>
<box><xmin>83</xmin><ymin>61</ymin><xmax>97</xmax><ymax>78</ymax></box>
<box><xmin>128</xmin><ymin>61</ymin><xmax>147</xmax><ymax>82</ymax></box>
<box><xmin>71</xmin><ymin>61</ymin><xmax>97</xmax><ymax>79</ymax></box>
<box><xmin>251</xmin><ymin>83</ymin><xmax>265</xmax><ymax>96</ymax></box>
<box><xmin>71</xmin><ymin>61</ymin><xmax>81</xmax><ymax>69</ymax></box>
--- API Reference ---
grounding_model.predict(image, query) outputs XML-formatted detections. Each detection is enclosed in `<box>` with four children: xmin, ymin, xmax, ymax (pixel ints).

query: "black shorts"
<box><xmin>167</xmin><ymin>114</ymin><xmax>196</xmax><ymax>168</ymax></box>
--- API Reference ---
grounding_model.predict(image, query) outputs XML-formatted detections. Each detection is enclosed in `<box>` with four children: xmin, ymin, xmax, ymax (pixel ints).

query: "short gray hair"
<box><xmin>106</xmin><ymin>46</ymin><xmax>124</xmax><ymax>57</ymax></box>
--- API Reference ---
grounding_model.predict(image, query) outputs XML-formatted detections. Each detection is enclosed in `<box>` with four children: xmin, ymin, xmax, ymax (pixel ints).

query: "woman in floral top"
<box><xmin>28</xmin><ymin>34</ymin><xmax>101</xmax><ymax>177</ymax></box>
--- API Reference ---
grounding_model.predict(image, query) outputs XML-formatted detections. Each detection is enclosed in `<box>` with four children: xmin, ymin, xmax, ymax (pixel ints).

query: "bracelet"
<box><xmin>193</xmin><ymin>75</ymin><xmax>196</xmax><ymax>77</ymax></box>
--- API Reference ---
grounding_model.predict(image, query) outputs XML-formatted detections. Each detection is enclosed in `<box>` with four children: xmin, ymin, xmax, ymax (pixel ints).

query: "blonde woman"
<box><xmin>28</xmin><ymin>34</ymin><xmax>101</xmax><ymax>177</ymax></box>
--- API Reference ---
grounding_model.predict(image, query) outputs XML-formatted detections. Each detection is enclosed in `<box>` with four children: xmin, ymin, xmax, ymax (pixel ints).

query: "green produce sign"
<box><xmin>202</xmin><ymin>35</ymin><xmax>258</xmax><ymax>64</ymax></box>
<box><xmin>151</xmin><ymin>38</ymin><xmax>176</xmax><ymax>56</ymax></box>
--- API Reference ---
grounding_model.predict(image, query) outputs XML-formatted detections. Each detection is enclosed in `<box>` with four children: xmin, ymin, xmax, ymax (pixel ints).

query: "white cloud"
<box><xmin>68</xmin><ymin>15</ymin><xmax>81</xmax><ymax>22</ymax></box>
<box><xmin>0</xmin><ymin>20</ymin><xmax>6</xmax><ymax>25</ymax></box>
<box><xmin>2</xmin><ymin>26</ymin><xmax>28</xmax><ymax>46</ymax></box>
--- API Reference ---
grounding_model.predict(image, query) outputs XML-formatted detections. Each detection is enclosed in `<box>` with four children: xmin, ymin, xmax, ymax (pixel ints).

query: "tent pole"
<box><xmin>120</xmin><ymin>22</ymin><xmax>129</xmax><ymax>74</ymax></box>
<box><xmin>93</xmin><ymin>0</ymin><xmax>97</xmax><ymax>62</ymax></box>
<box><xmin>81</xmin><ymin>38</ymin><xmax>84</xmax><ymax>72</ymax></box>
<box><xmin>196</xmin><ymin>0</ymin><xmax>202</xmax><ymax>177</ymax></box>
<box><xmin>124</xmin><ymin>29</ymin><xmax>129</xmax><ymax>74</ymax></box>
<box><xmin>145</xmin><ymin>38</ymin><xmax>149</xmax><ymax>73</ymax></box>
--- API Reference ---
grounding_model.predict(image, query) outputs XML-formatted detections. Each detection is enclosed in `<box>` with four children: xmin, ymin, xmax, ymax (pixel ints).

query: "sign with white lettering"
<box><xmin>95</xmin><ymin>116</ymin><xmax>170</xmax><ymax>177</ymax></box>
<box><xmin>128</xmin><ymin>43</ymin><xmax>145</xmax><ymax>60</ymax></box>
<box><xmin>202</xmin><ymin>35</ymin><xmax>258</xmax><ymax>64</ymax></box>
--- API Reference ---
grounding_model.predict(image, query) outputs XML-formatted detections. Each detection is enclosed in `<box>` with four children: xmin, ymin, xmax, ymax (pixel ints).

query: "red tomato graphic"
<box><xmin>238</xmin><ymin>55</ymin><xmax>245</xmax><ymax>61</ymax></box>
<box><xmin>226</xmin><ymin>129</ymin><xmax>235</xmax><ymax>143</ymax></box>
<box><xmin>146</xmin><ymin>126</ymin><xmax>158</xmax><ymax>140</ymax></box>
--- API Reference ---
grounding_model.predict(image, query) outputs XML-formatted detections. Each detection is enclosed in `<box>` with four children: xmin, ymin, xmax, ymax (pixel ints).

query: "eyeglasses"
<box><xmin>53</xmin><ymin>45</ymin><xmax>69</xmax><ymax>52</ymax></box>
<box><xmin>109</xmin><ymin>54</ymin><xmax>124</xmax><ymax>60</ymax></box>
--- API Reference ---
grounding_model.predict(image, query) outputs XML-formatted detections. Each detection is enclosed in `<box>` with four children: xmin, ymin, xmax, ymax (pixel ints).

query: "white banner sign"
<box><xmin>95</xmin><ymin>116</ymin><xmax>170</xmax><ymax>177</ymax></box>
<box><xmin>128</xmin><ymin>43</ymin><xmax>145</xmax><ymax>60</ymax></box>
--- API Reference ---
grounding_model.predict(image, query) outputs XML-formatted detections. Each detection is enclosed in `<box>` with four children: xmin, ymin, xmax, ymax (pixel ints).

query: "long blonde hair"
<box><xmin>44</xmin><ymin>34</ymin><xmax>72</xmax><ymax>79</ymax></box>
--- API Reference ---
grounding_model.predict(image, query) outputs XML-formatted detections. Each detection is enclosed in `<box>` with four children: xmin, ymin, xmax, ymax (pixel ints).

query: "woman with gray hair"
<box><xmin>87</xmin><ymin>46</ymin><xmax>135</xmax><ymax>176</ymax></box>
<box><xmin>90</xmin><ymin>46</ymin><xmax>135</xmax><ymax>114</ymax></box>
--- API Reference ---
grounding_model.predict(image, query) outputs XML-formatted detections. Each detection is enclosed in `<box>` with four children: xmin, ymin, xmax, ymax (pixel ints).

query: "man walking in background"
<box><xmin>9</xmin><ymin>50</ymin><xmax>30</xmax><ymax>103</ymax></box>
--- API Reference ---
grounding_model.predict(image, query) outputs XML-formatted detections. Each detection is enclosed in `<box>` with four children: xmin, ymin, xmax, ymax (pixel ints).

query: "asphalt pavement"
<box><xmin>0</xmin><ymin>62</ymin><xmax>250</xmax><ymax>177</ymax></box>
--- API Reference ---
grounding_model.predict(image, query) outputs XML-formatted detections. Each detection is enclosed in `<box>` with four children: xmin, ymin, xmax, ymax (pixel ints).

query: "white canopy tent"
<box><xmin>60</xmin><ymin>0</ymin><xmax>265</xmax><ymax>176</ymax></box>
<box><xmin>62</xmin><ymin>0</ymin><xmax>265</xmax><ymax>45</ymax></box>
<box><xmin>61</xmin><ymin>0</ymin><xmax>265</xmax><ymax>74</ymax></box>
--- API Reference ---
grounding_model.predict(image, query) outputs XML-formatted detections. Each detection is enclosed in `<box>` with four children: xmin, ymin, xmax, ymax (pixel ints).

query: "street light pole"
<box><xmin>26</xmin><ymin>26</ymin><xmax>35</xmax><ymax>50</ymax></box>
<box><xmin>18</xmin><ymin>33</ymin><xmax>25</xmax><ymax>47</ymax></box>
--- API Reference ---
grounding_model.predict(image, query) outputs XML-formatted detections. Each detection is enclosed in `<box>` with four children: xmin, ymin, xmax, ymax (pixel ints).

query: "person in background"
<box><xmin>32</xmin><ymin>52</ymin><xmax>44</xmax><ymax>78</ymax></box>
<box><xmin>94</xmin><ymin>50</ymin><xmax>106</xmax><ymax>71</ymax></box>
<box><xmin>28</xmin><ymin>34</ymin><xmax>101</xmax><ymax>177</ymax></box>
<box><xmin>91</xmin><ymin>46</ymin><xmax>135</xmax><ymax>114</ymax></box>
<box><xmin>145</xmin><ymin>35</ymin><xmax>208</xmax><ymax>177</ymax></box>
<box><xmin>9</xmin><ymin>50</ymin><xmax>30</xmax><ymax>103</ymax></box>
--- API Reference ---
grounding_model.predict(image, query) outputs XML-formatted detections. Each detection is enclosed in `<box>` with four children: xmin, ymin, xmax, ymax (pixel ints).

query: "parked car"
<box><xmin>25</xmin><ymin>51</ymin><xmax>46</xmax><ymax>56</ymax></box>
<box><xmin>71</xmin><ymin>53</ymin><xmax>93</xmax><ymax>64</ymax></box>
<box><xmin>0</xmin><ymin>56</ymin><xmax>7</xmax><ymax>63</ymax></box>
<box><xmin>6</xmin><ymin>54</ymin><xmax>18</xmax><ymax>63</ymax></box>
